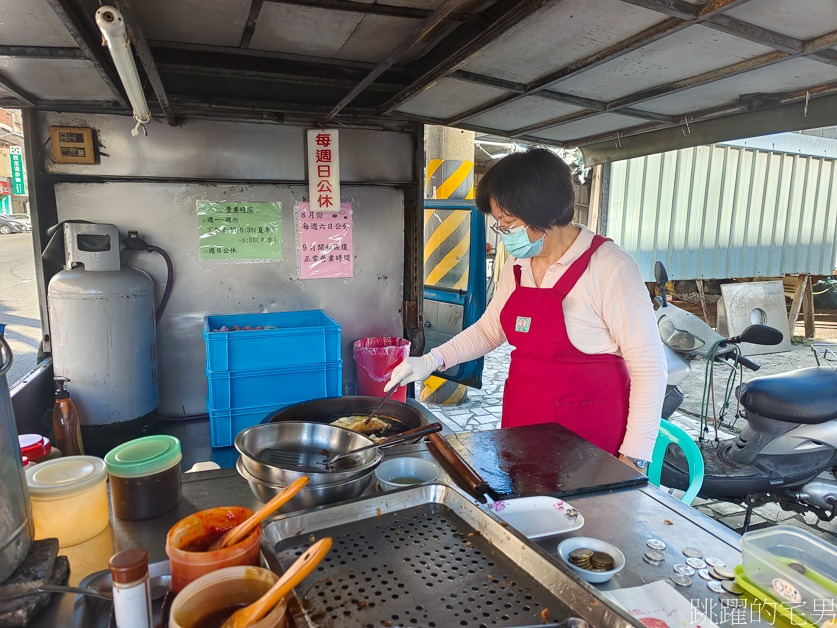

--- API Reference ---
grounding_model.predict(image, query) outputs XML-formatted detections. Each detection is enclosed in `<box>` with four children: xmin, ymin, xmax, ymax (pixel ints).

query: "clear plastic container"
<box><xmin>165</xmin><ymin>507</ymin><xmax>261</xmax><ymax>593</ymax></box>
<box><xmin>169</xmin><ymin>566</ymin><xmax>287</xmax><ymax>628</ymax></box>
<box><xmin>105</xmin><ymin>435</ymin><xmax>182</xmax><ymax>520</ymax></box>
<box><xmin>741</xmin><ymin>525</ymin><xmax>837</xmax><ymax>624</ymax></box>
<box><xmin>25</xmin><ymin>455</ymin><xmax>109</xmax><ymax>547</ymax></box>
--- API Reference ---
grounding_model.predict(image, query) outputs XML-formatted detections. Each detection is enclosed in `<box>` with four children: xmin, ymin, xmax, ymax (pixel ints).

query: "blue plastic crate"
<box><xmin>206</xmin><ymin>361</ymin><xmax>342</xmax><ymax>411</ymax></box>
<box><xmin>203</xmin><ymin>310</ymin><xmax>341</xmax><ymax>372</ymax></box>
<box><xmin>208</xmin><ymin>403</ymin><xmax>287</xmax><ymax>448</ymax></box>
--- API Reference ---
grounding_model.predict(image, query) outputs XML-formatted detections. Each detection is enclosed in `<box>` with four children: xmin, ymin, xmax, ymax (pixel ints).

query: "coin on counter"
<box><xmin>787</xmin><ymin>562</ymin><xmax>807</xmax><ymax>575</ymax></box>
<box><xmin>698</xmin><ymin>568</ymin><xmax>713</xmax><ymax>581</ymax></box>
<box><xmin>646</xmin><ymin>539</ymin><xmax>667</xmax><ymax>551</ymax></box>
<box><xmin>682</xmin><ymin>547</ymin><xmax>704</xmax><ymax>559</ymax></box>
<box><xmin>686</xmin><ymin>557</ymin><xmax>707</xmax><ymax>570</ymax></box>
<box><xmin>673</xmin><ymin>564</ymin><xmax>696</xmax><ymax>577</ymax></box>
<box><xmin>570</xmin><ymin>548</ymin><xmax>594</xmax><ymax>562</ymax></box>
<box><xmin>721</xmin><ymin>580</ymin><xmax>744</xmax><ymax>595</ymax></box>
<box><xmin>704</xmin><ymin>556</ymin><xmax>726</xmax><ymax>568</ymax></box>
<box><xmin>710</xmin><ymin>566</ymin><xmax>735</xmax><ymax>581</ymax></box>
<box><xmin>671</xmin><ymin>574</ymin><xmax>693</xmax><ymax>587</ymax></box>
<box><xmin>707</xmin><ymin>580</ymin><xmax>725</xmax><ymax>594</ymax></box>
<box><xmin>644</xmin><ymin>549</ymin><xmax>666</xmax><ymax>564</ymax></box>
<box><xmin>590</xmin><ymin>551</ymin><xmax>614</xmax><ymax>570</ymax></box>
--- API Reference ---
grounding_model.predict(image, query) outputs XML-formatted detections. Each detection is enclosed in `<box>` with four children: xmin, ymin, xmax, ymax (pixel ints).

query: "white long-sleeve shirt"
<box><xmin>434</xmin><ymin>225</ymin><xmax>667</xmax><ymax>461</ymax></box>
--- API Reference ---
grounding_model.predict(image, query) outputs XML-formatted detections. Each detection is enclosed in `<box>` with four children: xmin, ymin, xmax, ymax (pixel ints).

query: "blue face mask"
<box><xmin>500</xmin><ymin>225</ymin><xmax>544</xmax><ymax>258</ymax></box>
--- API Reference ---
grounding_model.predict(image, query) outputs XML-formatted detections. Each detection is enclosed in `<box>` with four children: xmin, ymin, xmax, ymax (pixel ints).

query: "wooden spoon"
<box><xmin>208</xmin><ymin>476</ymin><xmax>309</xmax><ymax>551</ymax></box>
<box><xmin>221</xmin><ymin>537</ymin><xmax>332</xmax><ymax>628</ymax></box>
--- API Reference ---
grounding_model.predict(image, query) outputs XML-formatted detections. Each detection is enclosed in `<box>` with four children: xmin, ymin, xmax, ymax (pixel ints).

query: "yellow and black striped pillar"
<box><xmin>421</xmin><ymin>127</ymin><xmax>474</xmax><ymax>405</ymax></box>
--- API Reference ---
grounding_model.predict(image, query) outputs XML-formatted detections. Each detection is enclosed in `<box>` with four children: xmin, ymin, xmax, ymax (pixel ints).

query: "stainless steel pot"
<box><xmin>235</xmin><ymin>421</ymin><xmax>382</xmax><ymax>486</ymax></box>
<box><xmin>236</xmin><ymin>457</ymin><xmax>373</xmax><ymax>510</ymax></box>
<box><xmin>0</xmin><ymin>331</ymin><xmax>33</xmax><ymax>583</ymax></box>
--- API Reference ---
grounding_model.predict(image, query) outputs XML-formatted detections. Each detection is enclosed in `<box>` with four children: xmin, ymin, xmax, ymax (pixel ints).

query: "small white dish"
<box><xmin>484</xmin><ymin>496</ymin><xmax>584</xmax><ymax>539</ymax></box>
<box><xmin>557</xmin><ymin>536</ymin><xmax>626</xmax><ymax>584</ymax></box>
<box><xmin>375</xmin><ymin>457</ymin><xmax>440</xmax><ymax>491</ymax></box>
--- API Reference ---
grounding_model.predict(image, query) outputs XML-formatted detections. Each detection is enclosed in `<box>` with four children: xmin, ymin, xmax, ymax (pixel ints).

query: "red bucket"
<box><xmin>352</xmin><ymin>337</ymin><xmax>411</xmax><ymax>402</ymax></box>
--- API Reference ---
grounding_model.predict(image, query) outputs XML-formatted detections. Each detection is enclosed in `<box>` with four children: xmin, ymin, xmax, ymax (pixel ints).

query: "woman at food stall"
<box><xmin>385</xmin><ymin>148</ymin><xmax>667</xmax><ymax>470</ymax></box>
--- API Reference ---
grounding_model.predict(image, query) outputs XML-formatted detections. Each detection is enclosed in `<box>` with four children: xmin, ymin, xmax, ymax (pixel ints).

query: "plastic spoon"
<box><xmin>208</xmin><ymin>476</ymin><xmax>309</xmax><ymax>551</ymax></box>
<box><xmin>221</xmin><ymin>537</ymin><xmax>332</xmax><ymax>628</ymax></box>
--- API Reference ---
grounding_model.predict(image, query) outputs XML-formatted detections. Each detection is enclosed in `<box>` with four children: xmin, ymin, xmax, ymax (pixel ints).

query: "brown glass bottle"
<box><xmin>52</xmin><ymin>378</ymin><xmax>83</xmax><ymax>456</ymax></box>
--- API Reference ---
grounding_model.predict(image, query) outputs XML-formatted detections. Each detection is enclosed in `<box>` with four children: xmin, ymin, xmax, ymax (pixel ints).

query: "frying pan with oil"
<box><xmin>265</xmin><ymin>396</ymin><xmax>424</xmax><ymax>438</ymax></box>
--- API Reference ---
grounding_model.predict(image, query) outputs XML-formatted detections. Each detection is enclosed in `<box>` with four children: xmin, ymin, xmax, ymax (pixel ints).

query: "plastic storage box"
<box><xmin>741</xmin><ymin>525</ymin><xmax>837</xmax><ymax>624</ymax></box>
<box><xmin>208</xmin><ymin>403</ymin><xmax>283</xmax><ymax>448</ymax></box>
<box><xmin>203</xmin><ymin>310</ymin><xmax>341</xmax><ymax>372</ymax></box>
<box><xmin>206</xmin><ymin>361</ymin><xmax>341</xmax><ymax>411</ymax></box>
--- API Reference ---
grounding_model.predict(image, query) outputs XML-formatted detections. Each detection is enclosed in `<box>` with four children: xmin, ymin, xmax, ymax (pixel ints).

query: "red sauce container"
<box><xmin>165</xmin><ymin>506</ymin><xmax>261</xmax><ymax>593</ymax></box>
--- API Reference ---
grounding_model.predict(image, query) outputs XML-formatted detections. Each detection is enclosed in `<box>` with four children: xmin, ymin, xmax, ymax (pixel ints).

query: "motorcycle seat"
<box><xmin>739</xmin><ymin>366</ymin><xmax>837</xmax><ymax>424</ymax></box>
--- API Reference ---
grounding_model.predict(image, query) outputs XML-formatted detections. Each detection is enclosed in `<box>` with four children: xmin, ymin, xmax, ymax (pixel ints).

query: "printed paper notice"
<box><xmin>296</xmin><ymin>201</ymin><xmax>353</xmax><ymax>279</ymax></box>
<box><xmin>197</xmin><ymin>201</ymin><xmax>282</xmax><ymax>261</ymax></box>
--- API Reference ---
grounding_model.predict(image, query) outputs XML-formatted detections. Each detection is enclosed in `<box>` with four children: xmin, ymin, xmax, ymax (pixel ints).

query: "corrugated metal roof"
<box><xmin>606</xmin><ymin>144</ymin><xmax>837</xmax><ymax>280</ymax></box>
<box><xmin>0</xmin><ymin>0</ymin><xmax>835</xmax><ymax>158</ymax></box>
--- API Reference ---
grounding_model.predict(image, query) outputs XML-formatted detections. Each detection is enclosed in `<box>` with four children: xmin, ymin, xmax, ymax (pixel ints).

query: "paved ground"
<box><xmin>422</xmin><ymin>340</ymin><xmax>837</xmax><ymax>543</ymax></box>
<box><xmin>0</xmin><ymin>232</ymin><xmax>41</xmax><ymax>385</ymax></box>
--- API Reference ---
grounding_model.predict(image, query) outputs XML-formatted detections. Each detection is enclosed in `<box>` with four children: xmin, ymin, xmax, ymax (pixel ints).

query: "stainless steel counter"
<box><xmin>32</xmin><ymin>438</ymin><xmax>779</xmax><ymax>627</ymax></box>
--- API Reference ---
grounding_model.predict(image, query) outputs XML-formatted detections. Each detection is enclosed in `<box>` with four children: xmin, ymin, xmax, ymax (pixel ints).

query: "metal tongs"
<box><xmin>268</xmin><ymin>422</ymin><xmax>442</xmax><ymax>470</ymax></box>
<box><xmin>325</xmin><ymin>422</ymin><xmax>442</xmax><ymax>470</ymax></box>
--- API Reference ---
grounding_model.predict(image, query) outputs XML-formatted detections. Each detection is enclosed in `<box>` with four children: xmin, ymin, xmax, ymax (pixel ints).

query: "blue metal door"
<box><xmin>422</xmin><ymin>200</ymin><xmax>486</xmax><ymax>388</ymax></box>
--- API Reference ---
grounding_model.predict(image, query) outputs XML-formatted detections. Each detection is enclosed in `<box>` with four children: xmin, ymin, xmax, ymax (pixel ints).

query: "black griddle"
<box><xmin>444</xmin><ymin>423</ymin><xmax>647</xmax><ymax>499</ymax></box>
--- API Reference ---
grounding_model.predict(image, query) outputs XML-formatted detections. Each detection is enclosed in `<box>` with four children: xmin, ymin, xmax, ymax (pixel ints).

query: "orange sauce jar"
<box><xmin>165</xmin><ymin>506</ymin><xmax>261</xmax><ymax>593</ymax></box>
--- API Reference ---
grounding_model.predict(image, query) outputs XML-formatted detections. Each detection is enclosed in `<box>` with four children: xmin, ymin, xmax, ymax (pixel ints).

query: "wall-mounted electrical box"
<box><xmin>50</xmin><ymin>126</ymin><xmax>96</xmax><ymax>164</ymax></box>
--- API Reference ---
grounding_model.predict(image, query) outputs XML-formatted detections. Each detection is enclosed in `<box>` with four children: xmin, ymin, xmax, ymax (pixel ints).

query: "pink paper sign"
<box><xmin>296</xmin><ymin>201</ymin><xmax>353</xmax><ymax>279</ymax></box>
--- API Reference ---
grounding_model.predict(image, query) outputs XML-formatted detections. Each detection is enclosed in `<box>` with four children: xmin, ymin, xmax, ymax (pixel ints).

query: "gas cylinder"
<box><xmin>47</xmin><ymin>223</ymin><xmax>158</xmax><ymax>437</ymax></box>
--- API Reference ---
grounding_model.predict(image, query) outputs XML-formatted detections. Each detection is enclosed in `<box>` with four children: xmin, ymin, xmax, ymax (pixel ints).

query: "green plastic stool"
<box><xmin>647</xmin><ymin>419</ymin><xmax>705</xmax><ymax>505</ymax></box>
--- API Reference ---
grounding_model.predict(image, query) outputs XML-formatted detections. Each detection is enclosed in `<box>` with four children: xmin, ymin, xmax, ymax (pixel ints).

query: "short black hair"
<box><xmin>475</xmin><ymin>148</ymin><xmax>575</xmax><ymax>230</ymax></box>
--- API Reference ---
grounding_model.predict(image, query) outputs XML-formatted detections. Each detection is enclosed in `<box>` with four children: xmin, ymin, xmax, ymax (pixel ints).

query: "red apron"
<box><xmin>499</xmin><ymin>235</ymin><xmax>630</xmax><ymax>456</ymax></box>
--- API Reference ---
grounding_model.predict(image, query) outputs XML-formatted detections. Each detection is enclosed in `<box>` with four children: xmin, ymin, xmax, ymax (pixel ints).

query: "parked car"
<box><xmin>10</xmin><ymin>213</ymin><xmax>31</xmax><ymax>224</ymax></box>
<box><xmin>0</xmin><ymin>215</ymin><xmax>29</xmax><ymax>234</ymax></box>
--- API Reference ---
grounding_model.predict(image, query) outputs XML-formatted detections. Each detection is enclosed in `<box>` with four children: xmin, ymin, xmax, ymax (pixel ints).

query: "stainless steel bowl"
<box><xmin>236</xmin><ymin>457</ymin><xmax>373</xmax><ymax>510</ymax></box>
<box><xmin>235</xmin><ymin>421</ymin><xmax>383</xmax><ymax>486</ymax></box>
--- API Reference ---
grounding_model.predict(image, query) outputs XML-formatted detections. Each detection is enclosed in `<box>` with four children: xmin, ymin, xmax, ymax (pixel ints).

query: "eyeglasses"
<box><xmin>489</xmin><ymin>218</ymin><xmax>523</xmax><ymax>235</ymax></box>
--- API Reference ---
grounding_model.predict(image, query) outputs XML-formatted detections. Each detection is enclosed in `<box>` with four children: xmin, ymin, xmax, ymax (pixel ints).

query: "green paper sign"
<box><xmin>9</xmin><ymin>146</ymin><xmax>25</xmax><ymax>196</ymax></box>
<box><xmin>197</xmin><ymin>201</ymin><xmax>282</xmax><ymax>261</ymax></box>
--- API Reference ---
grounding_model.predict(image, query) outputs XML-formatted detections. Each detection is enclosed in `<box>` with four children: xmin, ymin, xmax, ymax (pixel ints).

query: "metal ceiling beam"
<box><xmin>264</xmin><ymin>0</ymin><xmax>482</xmax><ymax>23</ymax></box>
<box><xmin>319</xmin><ymin>0</ymin><xmax>463</xmax><ymax>125</ymax></box>
<box><xmin>451</xmin><ymin>70</ymin><xmax>674</xmax><ymax>125</ymax></box>
<box><xmin>0</xmin><ymin>46</ymin><xmax>85</xmax><ymax>59</ymax></box>
<box><xmin>704</xmin><ymin>15</ymin><xmax>803</xmax><ymax>53</ymax></box>
<box><xmin>152</xmin><ymin>46</ymin><xmax>411</xmax><ymax>90</ymax></box>
<box><xmin>0</xmin><ymin>74</ymin><xmax>38</xmax><ymax>107</ymax></box>
<box><xmin>563</xmin><ymin>81</ymin><xmax>837</xmax><ymax>150</ymax></box>
<box><xmin>578</xmin><ymin>86</ymin><xmax>837</xmax><ymax>165</ymax></box>
<box><xmin>149</xmin><ymin>40</ymin><xmax>416</xmax><ymax>80</ymax></box>
<box><xmin>379</xmin><ymin>0</ymin><xmax>555</xmax><ymax>115</ymax></box>
<box><xmin>113</xmin><ymin>0</ymin><xmax>177</xmax><ymax>126</ymax></box>
<box><xmin>445</xmin><ymin>0</ymin><xmax>752</xmax><ymax>126</ymax></box>
<box><xmin>505</xmin><ymin>26</ymin><xmax>837</xmax><ymax>141</ymax></box>
<box><xmin>43</xmin><ymin>0</ymin><xmax>127</xmax><ymax>106</ymax></box>
<box><xmin>810</xmin><ymin>50</ymin><xmax>837</xmax><ymax>68</ymax></box>
<box><xmin>240</xmin><ymin>0</ymin><xmax>265</xmax><ymax>48</ymax></box>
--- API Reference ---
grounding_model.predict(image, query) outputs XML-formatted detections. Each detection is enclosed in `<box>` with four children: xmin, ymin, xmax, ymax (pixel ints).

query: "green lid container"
<box><xmin>105</xmin><ymin>435</ymin><xmax>182</xmax><ymax>478</ymax></box>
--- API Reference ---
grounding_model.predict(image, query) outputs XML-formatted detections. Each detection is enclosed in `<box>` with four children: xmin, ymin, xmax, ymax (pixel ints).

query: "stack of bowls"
<box><xmin>235</xmin><ymin>421</ymin><xmax>381</xmax><ymax>511</ymax></box>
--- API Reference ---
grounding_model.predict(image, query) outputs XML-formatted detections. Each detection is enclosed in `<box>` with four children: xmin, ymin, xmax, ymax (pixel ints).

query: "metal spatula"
<box><xmin>263</xmin><ymin>422</ymin><xmax>442</xmax><ymax>471</ymax></box>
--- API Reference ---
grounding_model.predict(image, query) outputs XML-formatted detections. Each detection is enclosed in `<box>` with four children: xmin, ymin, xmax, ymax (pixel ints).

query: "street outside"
<box><xmin>0</xmin><ymin>232</ymin><xmax>42</xmax><ymax>385</ymax></box>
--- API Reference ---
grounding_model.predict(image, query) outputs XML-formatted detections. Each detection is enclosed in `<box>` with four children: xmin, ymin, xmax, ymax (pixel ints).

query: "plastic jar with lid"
<box><xmin>105</xmin><ymin>435</ymin><xmax>182</xmax><ymax>521</ymax></box>
<box><xmin>25</xmin><ymin>455</ymin><xmax>109</xmax><ymax>548</ymax></box>
<box><xmin>19</xmin><ymin>434</ymin><xmax>62</xmax><ymax>464</ymax></box>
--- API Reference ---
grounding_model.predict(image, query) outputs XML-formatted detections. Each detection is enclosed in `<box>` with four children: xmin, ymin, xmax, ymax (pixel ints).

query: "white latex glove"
<box><xmin>383</xmin><ymin>353</ymin><xmax>440</xmax><ymax>392</ymax></box>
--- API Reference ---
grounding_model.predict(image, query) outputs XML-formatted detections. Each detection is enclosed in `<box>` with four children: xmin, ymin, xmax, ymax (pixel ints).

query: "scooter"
<box><xmin>653</xmin><ymin>261</ymin><xmax>837</xmax><ymax>530</ymax></box>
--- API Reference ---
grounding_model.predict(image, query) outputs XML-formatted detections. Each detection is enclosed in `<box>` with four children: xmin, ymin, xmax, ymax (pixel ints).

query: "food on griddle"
<box><xmin>331</xmin><ymin>415</ymin><xmax>389</xmax><ymax>434</ymax></box>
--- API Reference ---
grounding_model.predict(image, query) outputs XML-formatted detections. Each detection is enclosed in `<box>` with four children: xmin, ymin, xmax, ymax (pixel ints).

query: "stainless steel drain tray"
<box><xmin>262</xmin><ymin>483</ymin><xmax>638</xmax><ymax>628</ymax></box>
